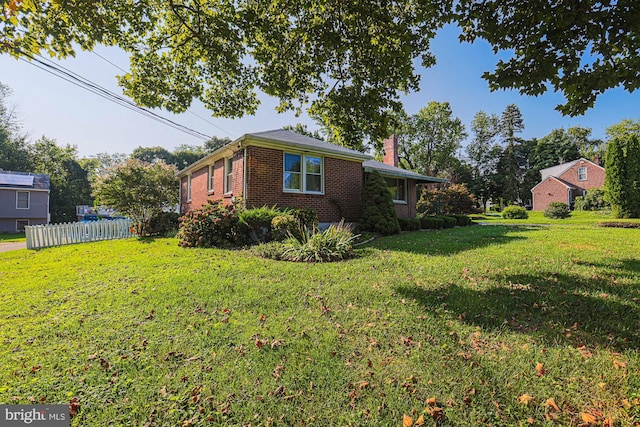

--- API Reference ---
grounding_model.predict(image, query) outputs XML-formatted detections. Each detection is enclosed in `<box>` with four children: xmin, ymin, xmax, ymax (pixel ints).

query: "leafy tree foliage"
<box><xmin>417</xmin><ymin>184</ymin><xmax>478</xmax><ymax>215</ymax></box>
<box><xmin>0</xmin><ymin>82</ymin><xmax>31</xmax><ymax>171</ymax></box>
<box><xmin>93</xmin><ymin>159</ymin><xmax>179</xmax><ymax>236</ymax></box>
<box><xmin>466</xmin><ymin>111</ymin><xmax>500</xmax><ymax>209</ymax></box>
<box><xmin>495</xmin><ymin>104</ymin><xmax>525</xmax><ymax>203</ymax></box>
<box><xmin>30</xmin><ymin>137</ymin><xmax>92</xmax><ymax>223</ymax></box>
<box><xmin>574</xmin><ymin>187</ymin><xmax>609</xmax><ymax>211</ymax></box>
<box><xmin>604</xmin><ymin>135</ymin><xmax>640</xmax><ymax>218</ymax></box>
<box><xmin>606</xmin><ymin>119</ymin><xmax>640</xmax><ymax>141</ymax></box>
<box><xmin>204</xmin><ymin>136</ymin><xmax>232</xmax><ymax>153</ymax></box>
<box><xmin>283</xmin><ymin>124</ymin><xmax>325</xmax><ymax>141</ymax></box>
<box><xmin>395</xmin><ymin>101</ymin><xmax>467</xmax><ymax>176</ymax></box>
<box><xmin>7</xmin><ymin>2</ymin><xmax>636</xmax><ymax>146</ymax></box>
<box><xmin>360</xmin><ymin>170</ymin><xmax>400</xmax><ymax>236</ymax></box>
<box><xmin>457</xmin><ymin>0</ymin><xmax>640</xmax><ymax>116</ymax></box>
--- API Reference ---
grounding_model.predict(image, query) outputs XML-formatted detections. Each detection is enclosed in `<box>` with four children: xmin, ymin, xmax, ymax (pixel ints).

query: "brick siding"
<box><xmin>532</xmin><ymin>159</ymin><xmax>605</xmax><ymax>210</ymax></box>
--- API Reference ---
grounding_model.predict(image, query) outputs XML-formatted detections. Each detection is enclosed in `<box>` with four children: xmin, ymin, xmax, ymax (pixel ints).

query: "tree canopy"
<box><xmin>3</xmin><ymin>1</ymin><xmax>637</xmax><ymax>148</ymax></box>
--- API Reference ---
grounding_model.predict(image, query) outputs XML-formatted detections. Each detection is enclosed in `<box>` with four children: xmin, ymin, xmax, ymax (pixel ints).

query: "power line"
<box><xmin>16</xmin><ymin>49</ymin><xmax>214</xmax><ymax>141</ymax></box>
<box><xmin>91</xmin><ymin>50</ymin><xmax>237</xmax><ymax>138</ymax></box>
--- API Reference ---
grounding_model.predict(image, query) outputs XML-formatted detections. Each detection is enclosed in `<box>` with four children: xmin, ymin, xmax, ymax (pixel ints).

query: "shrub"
<box><xmin>452</xmin><ymin>214</ymin><xmax>472</xmax><ymax>226</ymax></box>
<box><xmin>360</xmin><ymin>170</ymin><xmax>400</xmax><ymax>235</ymax></box>
<box><xmin>255</xmin><ymin>221</ymin><xmax>357</xmax><ymax>262</ymax></box>
<box><xmin>177</xmin><ymin>200</ymin><xmax>240</xmax><ymax>247</ymax></box>
<box><xmin>502</xmin><ymin>205</ymin><xmax>528</xmax><ymax>219</ymax></box>
<box><xmin>598</xmin><ymin>221</ymin><xmax>640</xmax><ymax>228</ymax></box>
<box><xmin>440</xmin><ymin>216</ymin><xmax>458</xmax><ymax>228</ymax></box>
<box><xmin>544</xmin><ymin>201</ymin><xmax>571</xmax><ymax>219</ymax></box>
<box><xmin>574</xmin><ymin>187</ymin><xmax>610</xmax><ymax>211</ymax></box>
<box><xmin>289</xmin><ymin>208</ymin><xmax>319</xmax><ymax>229</ymax></box>
<box><xmin>417</xmin><ymin>184</ymin><xmax>479</xmax><ymax>215</ymax></box>
<box><xmin>238</xmin><ymin>206</ymin><xmax>281</xmax><ymax>243</ymax></box>
<box><xmin>147</xmin><ymin>212</ymin><xmax>180</xmax><ymax>236</ymax></box>
<box><xmin>419</xmin><ymin>215</ymin><xmax>445</xmax><ymax>229</ymax></box>
<box><xmin>271</xmin><ymin>214</ymin><xmax>301</xmax><ymax>241</ymax></box>
<box><xmin>398</xmin><ymin>217</ymin><xmax>421</xmax><ymax>231</ymax></box>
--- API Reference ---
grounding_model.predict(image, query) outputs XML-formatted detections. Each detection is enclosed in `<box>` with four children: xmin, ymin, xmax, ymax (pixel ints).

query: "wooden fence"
<box><xmin>25</xmin><ymin>219</ymin><xmax>134</xmax><ymax>250</ymax></box>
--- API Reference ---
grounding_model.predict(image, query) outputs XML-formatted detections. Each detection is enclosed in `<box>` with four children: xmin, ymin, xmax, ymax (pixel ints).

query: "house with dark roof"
<box><xmin>0</xmin><ymin>171</ymin><xmax>50</xmax><ymax>233</ymax></box>
<box><xmin>177</xmin><ymin>129</ymin><xmax>446</xmax><ymax>223</ymax></box>
<box><xmin>531</xmin><ymin>158</ymin><xmax>605</xmax><ymax>211</ymax></box>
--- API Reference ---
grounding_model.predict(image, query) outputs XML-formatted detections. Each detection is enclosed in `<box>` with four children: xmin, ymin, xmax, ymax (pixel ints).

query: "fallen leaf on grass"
<box><xmin>580</xmin><ymin>412</ymin><xmax>597</xmax><ymax>424</ymax></box>
<box><xmin>544</xmin><ymin>398</ymin><xmax>560</xmax><ymax>412</ymax></box>
<box><xmin>69</xmin><ymin>398</ymin><xmax>80</xmax><ymax>419</ymax></box>
<box><xmin>535</xmin><ymin>363</ymin><xmax>547</xmax><ymax>376</ymax></box>
<box><xmin>613</xmin><ymin>359</ymin><xmax>626</xmax><ymax>369</ymax></box>
<box><xmin>414</xmin><ymin>414</ymin><xmax>425</xmax><ymax>426</ymax></box>
<box><xmin>402</xmin><ymin>414</ymin><xmax>413</xmax><ymax>426</ymax></box>
<box><xmin>518</xmin><ymin>394</ymin><xmax>535</xmax><ymax>405</ymax></box>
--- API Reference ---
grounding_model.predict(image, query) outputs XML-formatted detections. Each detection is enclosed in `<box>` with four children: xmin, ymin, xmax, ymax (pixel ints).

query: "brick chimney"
<box><xmin>383</xmin><ymin>135</ymin><xmax>398</xmax><ymax>167</ymax></box>
<box><xmin>593</xmin><ymin>155</ymin><xmax>600</xmax><ymax>166</ymax></box>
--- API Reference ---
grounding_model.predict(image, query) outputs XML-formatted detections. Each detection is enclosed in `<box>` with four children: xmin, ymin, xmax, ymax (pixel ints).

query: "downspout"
<box><xmin>243</xmin><ymin>148</ymin><xmax>248</xmax><ymax>204</ymax></box>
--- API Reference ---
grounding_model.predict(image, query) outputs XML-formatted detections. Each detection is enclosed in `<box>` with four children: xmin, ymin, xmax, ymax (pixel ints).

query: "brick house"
<box><xmin>177</xmin><ymin>129</ymin><xmax>446</xmax><ymax>223</ymax></box>
<box><xmin>0</xmin><ymin>171</ymin><xmax>50</xmax><ymax>233</ymax></box>
<box><xmin>531</xmin><ymin>158</ymin><xmax>605</xmax><ymax>211</ymax></box>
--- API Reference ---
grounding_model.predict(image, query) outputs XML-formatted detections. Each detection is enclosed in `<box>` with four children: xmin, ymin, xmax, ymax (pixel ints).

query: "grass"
<box><xmin>476</xmin><ymin>209</ymin><xmax>640</xmax><ymax>226</ymax></box>
<box><xmin>1</xmin><ymin>225</ymin><xmax>639</xmax><ymax>425</ymax></box>
<box><xmin>0</xmin><ymin>232</ymin><xmax>25</xmax><ymax>242</ymax></box>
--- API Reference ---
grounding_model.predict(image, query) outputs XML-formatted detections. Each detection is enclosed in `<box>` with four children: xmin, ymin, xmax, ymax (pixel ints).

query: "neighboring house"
<box><xmin>531</xmin><ymin>158</ymin><xmax>605</xmax><ymax>211</ymax></box>
<box><xmin>0</xmin><ymin>171</ymin><xmax>50</xmax><ymax>233</ymax></box>
<box><xmin>177</xmin><ymin>129</ymin><xmax>446</xmax><ymax>223</ymax></box>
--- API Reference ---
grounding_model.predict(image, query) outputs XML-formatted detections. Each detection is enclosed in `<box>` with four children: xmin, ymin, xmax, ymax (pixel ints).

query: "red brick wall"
<box><xmin>245</xmin><ymin>146</ymin><xmax>363</xmax><ymax>222</ymax></box>
<box><xmin>393</xmin><ymin>180</ymin><xmax>417</xmax><ymax>218</ymax></box>
<box><xmin>180</xmin><ymin>158</ymin><xmax>227</xmax><ymax>213</ymax></box>
<box><xmin>532</xmin><ymin>160</ymin><xmax>605</xmax><ymax>211</ymax></box>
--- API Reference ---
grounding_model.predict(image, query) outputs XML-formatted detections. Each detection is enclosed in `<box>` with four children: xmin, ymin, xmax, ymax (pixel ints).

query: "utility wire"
<box><xmin>91</xmin><ymin>50</ymin><xmax>236</xmax><ymax>138</ymax></box>
<box><xmin>16</xmin><ymin>49</ymin><xmax>213</xmax><ymax>140</ymax></box>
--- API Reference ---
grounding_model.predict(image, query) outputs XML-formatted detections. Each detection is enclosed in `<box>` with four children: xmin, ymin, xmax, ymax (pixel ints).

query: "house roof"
<box><xmin>0</xmin><ymin>170</ymin><xmax>50</xmax><ymax>190</ymax></box>
<box><xmin>531</xmin><ymin>175</ymin><xmax>577</xmax><ymax>192</ymax></box>
<box><xmin>363</xmin><ymin>160</ymin><xmax>448</xmax><ymax>183</ymax></box>
<box><xmin>539</xmin><ymin>158</ymin><xmax>603</xmax><ymax>181</ymax></box>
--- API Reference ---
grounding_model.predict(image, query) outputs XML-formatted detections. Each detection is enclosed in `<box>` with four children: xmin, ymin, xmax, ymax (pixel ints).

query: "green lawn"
<box><xmin>1</xmin><ymin>225</ymin><xmax>639</xmax><ymax>425</ymax></box>
<box><xmin>476</xmin><ymin>209</ymin><xmax>640</xmax><ymax>226</ymax></box>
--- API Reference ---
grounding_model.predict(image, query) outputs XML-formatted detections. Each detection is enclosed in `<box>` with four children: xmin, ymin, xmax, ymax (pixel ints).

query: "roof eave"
<box><xmin>241</xmin><ymin>134</ymin><xmax>371</xmax><ymax>162</ymax></box>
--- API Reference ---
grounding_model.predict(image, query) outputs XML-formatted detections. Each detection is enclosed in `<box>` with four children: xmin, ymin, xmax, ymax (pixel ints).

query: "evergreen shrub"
<box><xmin>502</xmin><ymin>205</ymin><xmax>528</xmax><ymax>219</ymax></box>
<box><xmin>544</xmin><ymin>202</ymin><xmax>571</xmax><ymax>219</ymax></box>
<box><xmin>398</xmin><ymin>217</ymin><xmax>421</xmax><ymax>231</ymax></box>
<box><xmin>360</xmin><ymin>170</ymin><xmax>400</xmax><ymax>235</ymax></box>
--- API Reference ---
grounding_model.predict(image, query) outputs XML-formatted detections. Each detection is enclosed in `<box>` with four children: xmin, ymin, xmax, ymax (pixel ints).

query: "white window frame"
<box><xmin>283</xmin><ymin>152</ymin><xmax>324</xmax><ymax>194</ymax></box>
<box><xmin>16</xmin><ymin>191</ymin><xmax>30</xmax><ymax>209</ymax></box>
<box><xmin>384</xmin><ymin>177</ymin><xmax>407</xmax><ymax>203</ymax></box>
<box><xmin>208</xmin><ymin>164</ymin><xmax>214</xmax><ymax>193</ymax></box>
<box><xmin>224</xmin><ymin>157</ymin><xmax>233</xmax><ymax>194</ymax></box>
<box><xmin>578</xmin><ymin>166</ymin><xmax>587</xmax><ymax>181</ymax></box>
<box><xmin>186</xmin><ymin>174</ymin><xmax>192</xmax><ymax>201</ymax></box>
<box><xmin>16</xmin><ymin>219</ymin><xmax>29</xmax><ymax>232</ymax></box>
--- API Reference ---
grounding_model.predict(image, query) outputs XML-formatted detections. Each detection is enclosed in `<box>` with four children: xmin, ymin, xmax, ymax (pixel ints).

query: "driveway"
<box><xmin>0</xmin><ymin>242</ymin><xmax>27</xmax><ymax>252</ymax></box>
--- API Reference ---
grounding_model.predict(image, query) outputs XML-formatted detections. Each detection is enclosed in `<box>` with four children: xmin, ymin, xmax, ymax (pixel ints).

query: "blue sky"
<box><xmin>1</xmin><ymin>24</ymin><xmax>638</xmax><ymax>158</ymax></box>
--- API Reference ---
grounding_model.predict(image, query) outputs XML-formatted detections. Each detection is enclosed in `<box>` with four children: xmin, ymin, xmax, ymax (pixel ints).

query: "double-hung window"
<box><xmin>578</xmin><ymin>167</ymin><xmax>587</xmax><ymax>181</ymax></box>
<box><xmin>224</xmin><ymin>157</ymin><xmax>233</xmax><ymax>193</ymax></box>
<box><xmin>208</xmin><ymin>165</ymin><xmax>214</xmax><ymax>193</ymax></box>
<box><xmin>16</xmin><ymin>191</ymin><xmax>29</xmax><ymax>209</ymax></box>
<box><xmin>186</xmin><ymin>175</ymin><xmax>192</xmax><ymax>201</ymax></box>
<box><xmin>284</xmin><ymin>153</ymin><xmax>323</xmax><ymax>193</ymax></box>
<box><xmin>384</xmin><ymin>177</ymin><xmax>407</xmax><ymax>202</ymax></box>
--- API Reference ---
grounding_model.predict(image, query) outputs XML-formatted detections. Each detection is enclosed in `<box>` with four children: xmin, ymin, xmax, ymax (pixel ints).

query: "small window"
<box><xmin>283</xmin><ymin>153</ymin><xmax>323</xmax><ymax>193</ymax></box>
<box><xmin>578</xmin><ymin>167</ymin><xmax>587</xmax><ymax>181</ymax></box>
<box><xmin>16</xmin><ymin>191</ymin><xmax>30</xmax><ymax>209</ymax></box>
<box><xmin>384</xmin><ymin>177</ymin><xmax>407</xmax><ymax>202</ymax></box>
<box><xmin>186</xmin><ymin>175</ymin><xmax>192</xmax><ymax>201</ymax></box>
<box><xmin>208</xmin><ymin>165</ymin><xmax>214</xmax><ymax>193</ymax></box>
<box><xmin>225</xmin><ymin>157</ymin><xmax>233</xmax><ymax>193</ymax></box>
<box><xmin>16</xmin><ymin>220</ymin><xmax>28</xmax><ymax>232</ymax></box>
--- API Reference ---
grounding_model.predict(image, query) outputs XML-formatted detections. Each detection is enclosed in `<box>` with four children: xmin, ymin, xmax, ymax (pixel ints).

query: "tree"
<box><xmin>606</xmin><ymin>119</ymin><xmax>640</xmax><ymax>141</ymax></box>
<box><xmin>131</xmin><ymin>146</ymin><xmax>175</xmax><ymax>165</ymax></box>
<box><xmin>396</xmin><ymin>101</ymin><xmax>467</xmax><ymax>176</ymax></box>
<box><xmin>4</xmin><ymin>2</ymin><xmax>637</xmax><ymax>145</ymax></box>
<box><xmin>496</xmin><ymin>104</ymin><xmax>525</xmax><ymax>203</ymax></box>
<box><xmin>93</xmin><ymin>159</ymin><xmax>179</xmax><ymax>236</ymax></box>
<box><xmin>172</xmin><ymin>144</ymin><xmax>208</xmax><ymax>169</ymax></box>
<box><xmin>360</xmin><ymin>170</ymin><xmax>400</xmax><ymax>236</ymax></box>
<box><xmin>30</xmin><ymin>137</ymin><xmax>92</xmax><ymax>223</ymax></box>
<box><xmin>283</xmin><ymin>124</ymin><xmax>325</xmax><ymax>141</ymax></box>
<box><xmin>457</xmin><ymin>1</ymin><xmax>640</xmax><ymax>116</ymax></box>
<box><xmin>604</xmin><ymin>135</ymin><xmax>640</xmax><ymax>218</ymax></box>
<box><xmin>0</xmin><ymin>82</ymin><xmax>31</xmax><ymax>172</ymax></box>
<box><xmin>466</xmin><ymin>110</ymin><xmax>500</xmax><ymax>209</ymax></box>
<box><xmin>204</xmin><ymin>136</ymin><xmax>232</xmax><ymax>153</ymax></box>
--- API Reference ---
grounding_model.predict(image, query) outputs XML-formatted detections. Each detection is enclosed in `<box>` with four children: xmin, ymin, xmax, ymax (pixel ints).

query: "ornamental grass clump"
<box><xmin>255</xmin><ymin>221</ymin><xmax>357</xmax><ymax>262</ymax></box>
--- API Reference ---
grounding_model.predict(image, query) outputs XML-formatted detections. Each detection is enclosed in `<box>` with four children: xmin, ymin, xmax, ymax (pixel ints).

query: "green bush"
<box><xmin>544</xmin><ymin>201</ymin><xmax>571</xmax><ymax>219</ymax></box>
<box><xmin>597</xmin><ymin>221</ymin><xmax>640</xmax><ymax>228</ymax></box>
<box><xmin>177</xmin><ymin>200</ymin><xmax>240</xmax><ymax>247</ymax></box>
<box><xmin>502</xmin><ymin>205</ymin><xmax>528</xmax><ymax>219</ymax></box>
<box><xmin>452</xmin><ymin>214</ymin><xmax>472</xmax><ymax>226</ymax></box>
<box><xmin>271</xmin><ymin>214</ymin><xmax>301</xmax><ymax>241</ymax></box>
<box><xmin>360</xmin><ymin>170</ymin><xmax>400</xmax><ymax>235</ymax></box>
<box><xmin>238</xmin><ymin>206</ymin><xmax>281</xmax><ymax>243</ymax></box>
<box><xmin>419</xmin><ymin>215</ymin><xmax>445</xmax><ymax>229</ymax></box>
<box><xmin>255</xmin><ymin>221</ymin><xmax>356</xmax><ymax>262</ymax></box>
<box><xmin>147</xmin><ymin>212</ymin><xmax>180</xmax><ymax>236</ymax></box>
<box><xmin>440</xmin><ymin>216</ymin><xmax>457</xmax><ymax>228</ymax></box>
<box><xmin>574</xmin><ymin>187</ymin><xmax>610</xmax><ymax>211</ymax></box>
<box><xmin>417</xmin><ymin>183</ymin><xmax>480</xmax><ymax>215</ymax></box>
<box><xmin>398</xmin><ymin>217</ymin><xmax>421</xmax><ymax>231</ymax></box>
<box><xmin>288</xmin><ymin>207</ymin><xmax>319</xmax><ymax>229</ymax></box>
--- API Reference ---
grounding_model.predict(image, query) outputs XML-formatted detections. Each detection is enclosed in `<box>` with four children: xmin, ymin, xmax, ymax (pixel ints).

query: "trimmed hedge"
<box><xmin>598</xmin><ymin>221</ymin><xmax>640</xmax><ymax>228</ymax></box>
<box><xmin>398</xmin><ymin>217</ymin><xmax>421</xmax><ymax>231</ymax></box>
<box><xmin>441</xmin><ymin>216</ymin><xmax>457</xmax><ymax>228</ymax></box>
<box><xmin>420</xmin><ymin>216</ymin><xmax>444</xmax><ymax>229</ymax></box>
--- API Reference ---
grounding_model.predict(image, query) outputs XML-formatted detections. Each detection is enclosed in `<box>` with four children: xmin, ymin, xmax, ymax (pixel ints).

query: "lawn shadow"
<box><xmin>397</xmin><ymin>269</ymin><xmax>640</xmax><ymax>351</ymax></box>
<box><xmin>367</xmin><ymin>225</ymin><xmax>536</xmax><ymax>256</ymax></box>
